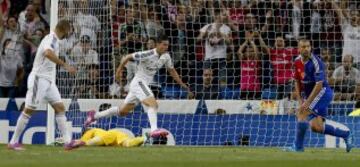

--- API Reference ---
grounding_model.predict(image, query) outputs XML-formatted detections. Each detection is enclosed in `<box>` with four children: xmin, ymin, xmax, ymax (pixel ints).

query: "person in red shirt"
<box><xmin>293</xmin><ymin>55</ymin><xmax>305</xmax><ymax>104</ymax></box>
<box><xmin>238</xmin><ymin>32</ymin><xmax>261</xmax><ymax>99</ymax></box>
<box><xmin>260</xmin><ymin>36</ymin><xmax>299</xmax><ymax>99</ymax></box>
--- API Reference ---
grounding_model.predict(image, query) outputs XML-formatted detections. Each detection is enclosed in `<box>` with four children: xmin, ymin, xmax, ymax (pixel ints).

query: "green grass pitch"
<box><xmin>1</xmin><ymin>145</ymin><xmax>359</xmax><ymax>167</ymax></box>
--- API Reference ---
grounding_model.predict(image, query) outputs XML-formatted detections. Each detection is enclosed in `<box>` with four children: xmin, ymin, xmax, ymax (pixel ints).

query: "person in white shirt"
<box><xmin>197</xmin><ymin>9</ymin><xmax>231</xmax><ymax>86</ymax></box>
<box><xmin>70</xmin><ymin>35</ymin><xmax>99</xmax><ymax>98</ymax></box>
<box><xmin>332</xmin><ymin>1</ymin><xmax>360</xmax><ymax>66</ymax></box>
<box><xmin>74</xmin><ymin>0</ymin><xmax>101</xmax><ymax>48</ymax></box>
<box><xmin>70</xmin><ymin>35</ymin><xmax>99</xmax><ymax>66</ymax></box>
<box><xmin>331</xmin><ymin>54</ymin><xmax>360</xmax><ymax>100</ymax></box>
<box><xmin>0</xmin><ymin>39</ymin><xmax>24</xmax><ymax>98</ymax></box>
<box><xmin>18</xmin><ymin>4</ymin><xmax>46</xmax><ymax>39</ymax></box>
<box><xmin>18</xmin><ymin>0</ymin><xmax>49</xmax><ymax>28</ymax></box>
<box><xmin>85</xmin><ymin>34</ymin><xmax>194</xmax><ymax>138</ymax></box>
<box><xmin>8</xmin><ymin>20</ymin><xmax>78</xmax><ymax>151</ymax></box>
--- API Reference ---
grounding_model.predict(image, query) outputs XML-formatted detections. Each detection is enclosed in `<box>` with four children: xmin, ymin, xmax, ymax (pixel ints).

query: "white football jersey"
<box><xmin>131</xmin><ymin>48</ymin><xmax>174</xmax><ymax>84</ymax></box>
<box><xmin>31</xmin><ymin>31</ymin><xmax>60</xmax><ymax>82</ymax></box>
<box><xmin>342</xmin><ymin>20</ymin><xmax>360</xmax><ymax>63</ymax></box>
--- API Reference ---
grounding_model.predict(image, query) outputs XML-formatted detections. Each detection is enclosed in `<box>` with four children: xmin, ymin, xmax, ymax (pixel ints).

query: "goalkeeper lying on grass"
<box><xmin>72</xmin><ymin>128</ymin><xmax>149</xmax><ymax>148</ymax></box>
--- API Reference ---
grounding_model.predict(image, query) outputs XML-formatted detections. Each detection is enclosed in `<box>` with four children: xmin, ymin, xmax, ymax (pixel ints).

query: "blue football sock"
<box><xmin>323</xmin><ymin>123</ymin><xmax>350</xmax><ymax>139</ymax></box>
<box><xmin>295</xmin><ymin>121</ymin><xmax>308</xmax><ymax>150</ymax></box>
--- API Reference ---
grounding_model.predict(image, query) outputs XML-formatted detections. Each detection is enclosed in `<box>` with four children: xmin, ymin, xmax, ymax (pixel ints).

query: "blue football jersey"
<box><xmin>302</xmin><ymin>54</ymin><xmax>331</xmax><ymax>98</ymax></box>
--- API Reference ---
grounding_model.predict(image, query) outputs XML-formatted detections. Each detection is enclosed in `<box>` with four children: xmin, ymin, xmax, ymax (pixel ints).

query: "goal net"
<box><xmin>53</xmin><ymin>0</ymin><xmax>360</xmax><ymax>147</ymax></box>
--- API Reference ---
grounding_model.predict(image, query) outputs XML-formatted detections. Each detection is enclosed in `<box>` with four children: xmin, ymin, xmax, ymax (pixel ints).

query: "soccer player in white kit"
<box><xmin>8</xmin><ymin>20</ymin><xmax>78</xmax><ymax>150</ymax></box>
<box><xmin>85</xmin><ymin>34</ymin><xmax>193</xmax><ymax>137</ymax></box>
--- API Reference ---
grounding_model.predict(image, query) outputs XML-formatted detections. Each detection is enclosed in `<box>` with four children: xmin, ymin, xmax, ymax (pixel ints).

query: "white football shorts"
<box><xmin>124</xmin><ymin>78</ymin><xmax>154</xmax><ymax>104</ymax></box>
<box><xmin>25</xmin><ymin>74</ymin><xmax>62</xmax><ymax>109</ymax></box>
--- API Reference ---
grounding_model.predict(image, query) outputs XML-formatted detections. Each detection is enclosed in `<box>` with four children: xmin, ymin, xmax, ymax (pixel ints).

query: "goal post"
<box><xmin>46</xmin><ymin>0</ymin><xmax>59</xmax><ymax>145</ymax></box>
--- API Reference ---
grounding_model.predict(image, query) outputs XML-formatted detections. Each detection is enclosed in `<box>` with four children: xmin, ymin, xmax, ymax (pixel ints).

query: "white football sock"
<box><xmin>10</xmin><ymin>112</ymin><xmax>31</xmax><ymax>144</ymax></box>
<box><xmin>147</xmin><ymin>107</ymin><xmax>158</xmax><ymax>132</ymax></box>
<box><xmin>94</xmin><ymin>106</ymin><xmax>119</xmax><ymax>119</ymax></box>
<box><xmin>55</xmin><ymin>112</ymin><xmax>71</xmax><ymax>143</ymax></box>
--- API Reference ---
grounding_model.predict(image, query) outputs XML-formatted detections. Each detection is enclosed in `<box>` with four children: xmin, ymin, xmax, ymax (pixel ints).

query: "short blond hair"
<box><xmin>56</xmin><ymin>20</ymin><xmax>71</xmax><ymax>32</ymax></box>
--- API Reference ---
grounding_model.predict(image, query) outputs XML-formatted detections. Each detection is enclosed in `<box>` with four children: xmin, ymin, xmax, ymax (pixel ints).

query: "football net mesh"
<box><xmin>54</xmin><ymin>0</ymin><xmax>359</xmax><ymax>147</ymax></box>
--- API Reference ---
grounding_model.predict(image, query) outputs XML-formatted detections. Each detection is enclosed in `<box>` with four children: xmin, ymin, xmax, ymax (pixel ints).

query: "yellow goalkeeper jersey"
<box><xmin>107</xmin><ymin>129</ymin><xmax>130</xmax><ymax>146</ymax></box>
<box><xmin>80</xmin><ymin>128</ymin><xmax>130</xmax><ymax>146</ymax></box>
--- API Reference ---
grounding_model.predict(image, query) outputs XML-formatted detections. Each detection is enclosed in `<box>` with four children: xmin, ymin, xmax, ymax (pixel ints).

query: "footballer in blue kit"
<box><xmin>284</xmin><ymin>39</ymin><xmax>354</xmax><ymax>152</ymax></box>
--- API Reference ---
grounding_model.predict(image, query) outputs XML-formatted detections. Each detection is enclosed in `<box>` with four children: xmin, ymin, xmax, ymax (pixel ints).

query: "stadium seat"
<box><xmin>261</xmin><ymin>88</ymin><xmax>277</xmax><ymax>99</ymax></box>
<box><xmin>161</xmin><ymin>85</ymin><xmax>187</xmax><ymax>99</ymax></box>
<box><xmin>221</xmin><ymin>87</ymin><xmax>241</xmax><ymax>99</ymax></box>
<box><xmin>328</xmin><ymin>103</ymin><xmax>355</xmax><ymax>116</ymax></box>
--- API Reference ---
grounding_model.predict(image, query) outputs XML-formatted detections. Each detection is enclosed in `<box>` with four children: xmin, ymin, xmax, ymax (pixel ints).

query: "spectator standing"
<box><xmin>0</xmin><ymin>16</ymin><xmax>23</xmax><ymax>53</ymax></box>
<box><xmin>197</xmin><ymin>9</ymin><xmax>231</xmax><ymax>87</ymax></box>
<box><xmin>74</xmin><ymin>0</ymin><xmax>101</xmax><ymax>48</ymax></box>
<box><xmin>260</xmin><ymin>35</ymin><xmax>299</xmax><ymax>99</ymax></box>
<box><xmin>237</xmin><ymin>33</ymin><xmax>261</xmax><ymax>99</ymax></box>
<box><xmin>331</xmin><ymin>54</ymin><xmax>360</xmax><ymax>101</ymax></box>
<box><xmin>145</xmin><ymin>7</ymin><xmax>165</xmax><ymax>40</ymax></box>
<box><xmin>332</xmin><ymin>1</ymin><xmax>360</xmax><ymax>67</ymax></box>
<box><xmin>0</xmin><ymin>38</ymin><xmax>24</xmax><ymax>98</ymax></box>
<box><xmin>18</xmin><ymin>4</ymin><xmax>46</xmax><ymax>38</ymax></box>
<box><xmin>283</xmin><ymin>0</ymin><xmax>312</xmax><ymax>42</ymax></box>
<box><xmin>69</xmin><ymin>35</ymin><xmax>99</xmax><ymax>76</ymax></box>
<box><xmin>69</xmin><ymin>35</ymin><xmax>99</xmax><ymax>98</ymax></box>
<box><xmin>118</xmin><ymin>9</ymin><xmax>146</xmax><ymax>64</ymax></box>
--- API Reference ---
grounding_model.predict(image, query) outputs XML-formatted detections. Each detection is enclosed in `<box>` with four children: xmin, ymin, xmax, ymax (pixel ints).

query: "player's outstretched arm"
<box><xmin>167</xmin><ymin>68</ymin><xmax>194</xmax><ymax>99</ymax></box>
<box><xmin>44</xmin><ymin>49</ymin><xmax>76</xmax><ymax>75</ymax></box>
<box><xmin>115</xmin><ymin>54</ymin><xmax>133</xmax><ymax>85</ymax></box>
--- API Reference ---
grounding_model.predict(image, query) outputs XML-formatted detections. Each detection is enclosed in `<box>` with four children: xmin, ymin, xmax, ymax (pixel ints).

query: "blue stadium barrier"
<box><xmin>1</xmin><ymin>99</ymin><xmax>359</xmax><ymax>147</ymax></box>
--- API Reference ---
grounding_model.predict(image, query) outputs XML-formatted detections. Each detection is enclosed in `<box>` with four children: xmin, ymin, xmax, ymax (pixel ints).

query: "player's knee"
<box><xmin>149</xmin><ymin>100</ymin><xmax>159</xmax><ymax>109</ymax></box>
<box><xmin>119</xmin><ymin>110</ymin><xmax>129</xmax><ymax>116</ymax></box>
<box><xmin>142</xmin><ymin>97</ymin><xmax>158</xmax><ymax>108</ymax></box>
<box><xmin>23</xmin><ymin>108</ymin><xmax>34</xmax><ymax>116</ymax></box>
<box><xmin>310</xmin><ymin>123</ymin><xmax>323</xmax><ymax>133</ymax></box>
<box><xmin>149</xmin><ymin>103</ymin><xmax>158</xmax><ymax>109</ymax></box>
<box><xmin>296</xmin><ymin>112</ymin><xmax>307</xmax><ymax>121</ymax></box>
<box><xmin>53</xmin><ymin>103</ymin><xmax>66</xmax><ymax>113</ymax></box>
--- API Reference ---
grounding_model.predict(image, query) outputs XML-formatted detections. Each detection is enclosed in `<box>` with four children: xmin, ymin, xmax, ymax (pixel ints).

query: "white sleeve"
<box><xmin>131</xmin><ymin>50</ymin><xmax>153</xmax><ymax>61</ymax></box>
<box><xmin>165</xmin><ymin>54</ymin><xmax>174</xmax><ymax>69</ymax></box>
<box><xmin>220</xmin><ymin>25</ymin><xmax>231</xmax><ymax>35</ymax></box>
<box><xmin>341</xmin><ymin>19</ymin><xmax>350</xmax><ymax>33</ymax></box>
<box><xmin>92</xmin><ymin>51</ymin><xmax>99</xmax><ymax>64</ymax></box>
<box><xmin>95</xmin><ymin>17</ymin><xmax>101</xmax><ymax>31</ymax></box>
<box><xmin>43</xmin><ymin>36</ymin><xmax>56</xmax><ymax>51</ymax></box>
<box><xmin>356</xmin><ymin>69</ymin><xmax>360</xmax><ymax>83</ymax></box>
<box><xmin>200</xmin><ymin>24</ymin><xmax>210</xmax><ymax>33</ymax></box>
<box><xmin>331</xmin><ymin>67</ymin><xmax>341</xmax><ymax>79</ymax></box>
<box><xmin>131</xmin><ymin>51</ymin><xmax>142</xmax><ymax>61</ymax></box>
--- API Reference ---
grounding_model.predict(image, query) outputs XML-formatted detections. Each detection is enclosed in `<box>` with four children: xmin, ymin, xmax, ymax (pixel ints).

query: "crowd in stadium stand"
<box><xmin>0</xmin><ymin>0</ymin><xmax>360</xmax><ymax>102</ymax></box>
